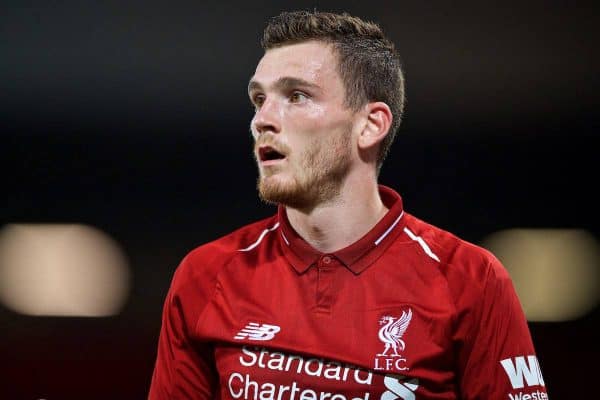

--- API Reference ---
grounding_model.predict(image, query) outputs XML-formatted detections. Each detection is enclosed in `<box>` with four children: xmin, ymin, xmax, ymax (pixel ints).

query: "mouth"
<box><xmin>258</xmin><ymin>145</ymin><xmax>287</xmax><ymax>164</ymax></box>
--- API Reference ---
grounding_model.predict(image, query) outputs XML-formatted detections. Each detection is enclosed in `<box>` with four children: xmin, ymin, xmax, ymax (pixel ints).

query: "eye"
<box><xmin>251</xmin><ymin>93</ymin><xmax>265</xmax><ymax>109</ymax></box>
<box><xmin>289</xmin><ymin>91</ymin><xmax>308</xmax><ymax>103</ymax></box>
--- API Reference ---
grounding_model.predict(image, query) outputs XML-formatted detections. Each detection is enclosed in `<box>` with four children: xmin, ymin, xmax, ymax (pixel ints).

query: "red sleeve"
<box><xmin>454</xmin><ymin>255</ymin><xmax>548</xmax><ymax>399</ymax></box>
<box><xmin>148</xmin><ymin>255</ymin><xmax>219</xmax><ymax>400</ymax></box>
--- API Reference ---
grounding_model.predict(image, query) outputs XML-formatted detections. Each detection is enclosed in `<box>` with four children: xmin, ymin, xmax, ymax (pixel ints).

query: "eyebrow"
<box><xmin>247</xmin><ymin>77</ymin><xmax>320</xmax><ymax>95</ymax></box>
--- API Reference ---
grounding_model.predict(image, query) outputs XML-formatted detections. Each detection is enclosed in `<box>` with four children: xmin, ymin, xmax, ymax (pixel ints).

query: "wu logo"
<box><xmin>380</xmin><ymin>374</ymin><xmax>419</xmax><ymax>400</ymax></box>
<box><xmin>500</xmin><ymin>355</ymin><xmax>545</xmax><ymax>389</ymax></box>
<box><xmin>234</xmin><ymin>322</ymin><xmax>281</xmax><ymax>341</ymax></box>
<box><xmin>378</xmin><ymin>309</ymin><xmax>412</xmax><ymax>356</ymax></box>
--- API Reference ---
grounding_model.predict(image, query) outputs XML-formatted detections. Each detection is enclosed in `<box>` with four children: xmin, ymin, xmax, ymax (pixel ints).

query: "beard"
<box><xmin>256</xmin><ymin>128</ymin><xmax>353</xmax><ymax>210</ymax></box>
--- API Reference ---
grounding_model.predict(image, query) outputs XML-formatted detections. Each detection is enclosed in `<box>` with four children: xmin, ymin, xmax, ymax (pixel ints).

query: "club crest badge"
<box><xmin>374</xmin><ymin>309</ymin><xmax>412</xmax><ymax>372</ymax></box>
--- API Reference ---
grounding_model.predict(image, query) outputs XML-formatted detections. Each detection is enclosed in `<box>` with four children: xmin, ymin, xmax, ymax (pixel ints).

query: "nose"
<box><xmin>251</xmin><ymin>97</ymin><xmax>281</xmax><ymax>137</ymax></box>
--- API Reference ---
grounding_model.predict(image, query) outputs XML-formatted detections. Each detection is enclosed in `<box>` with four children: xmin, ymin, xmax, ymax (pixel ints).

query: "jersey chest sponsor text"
<box><xmin>221</xmin><ymin>346</ymin><xmax>420</xmax><ymax>400</ymax></box>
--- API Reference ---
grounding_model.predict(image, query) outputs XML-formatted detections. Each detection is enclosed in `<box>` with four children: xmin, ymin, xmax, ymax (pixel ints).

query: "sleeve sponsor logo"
<box><xmin>500</xmin><ymin>355</ymin><xmax>548</xmax><ymax>400</ymax></box>
<box><xmin>234</xmin><ymin>322</ymin><xmax>281</xmax><ymax>341</ymax></box>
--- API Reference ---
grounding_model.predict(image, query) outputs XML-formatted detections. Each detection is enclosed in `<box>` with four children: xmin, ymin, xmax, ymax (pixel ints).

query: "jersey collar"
<box><xmin>277</xmin><ymin>185</ymin><xmax>407</xmax><ymax>275</ymax></box>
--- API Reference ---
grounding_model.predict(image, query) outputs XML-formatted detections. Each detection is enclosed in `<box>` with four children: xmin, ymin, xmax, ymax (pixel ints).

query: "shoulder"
<box><xmin>402</xmin><ymin>212</ymin><xmax>509</xmax><ymax>288</ymax></box>
<box><xmin>171</xmin><ymin>214</ymin><xmax>280</xmax><ymax>286</ymax></box>
<box><xmin>402</xmin><ymin>213</ymin><xmax>516</xmax><ymax>318</ymax></box>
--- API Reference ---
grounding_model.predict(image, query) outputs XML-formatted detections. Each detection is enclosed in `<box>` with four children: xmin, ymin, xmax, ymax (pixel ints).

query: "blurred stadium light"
<box><xmin>0</xmin><ymin>224</ymin><xmax>130</xmax><ymax>317</ymax></box>
<box><xmin>481</xmin><ymin>228</ymin><xmax>599</xmax><ymax>322</ymax></box>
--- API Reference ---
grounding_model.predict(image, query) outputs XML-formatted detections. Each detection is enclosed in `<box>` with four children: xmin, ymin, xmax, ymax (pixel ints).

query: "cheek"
<box><xmin>249</xmin><ymin>117</ymin><xmax>260</xmax><ymax>139</ymax></box>
<box><xmin>286</xmin><ymin>103</ymin><xmax>326</xmax><ymax>128</ymax></box>
<box><xmin>285</xmin><ymin>106</ymin><xmax>352</xmax><ymax>154</ymax></box>
<box><xmin>312</xmin><ymin>108</ymin><xmax>351</xmax><ymax>134</ymax></box>
<box><xmin>304</xmin><ymin>103</ymin><xmax>327</xmax><ymax>120</ymax></box>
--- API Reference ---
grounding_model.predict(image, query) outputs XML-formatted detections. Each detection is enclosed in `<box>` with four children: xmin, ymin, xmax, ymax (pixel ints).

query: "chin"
<box><xmin>257</xmin><ymin>175</ymin><xmax>312</xmax><ymax>208</ymax></box>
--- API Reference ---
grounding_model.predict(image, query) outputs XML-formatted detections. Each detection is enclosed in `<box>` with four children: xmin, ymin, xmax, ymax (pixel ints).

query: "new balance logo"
<box><xmin>380</xmin><ymin>374</ymin><xmax>419</xmax><ymax>400</ymax></box>
<box><xmin>500</xmin><ymin>355</ymin><xmax>545</xmax><ymax>389</ymax></box>
<box><xmin>234</xmin><ymin>322</ymin><xmax>281</xmax><ymax>341</ymax></box>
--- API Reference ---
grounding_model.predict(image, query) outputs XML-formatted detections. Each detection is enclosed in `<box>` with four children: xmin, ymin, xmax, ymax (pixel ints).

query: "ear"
<box><xmin>357</xmin><ymin>102</ymin><xmax>393</xmax><ymax>151</ymax></box>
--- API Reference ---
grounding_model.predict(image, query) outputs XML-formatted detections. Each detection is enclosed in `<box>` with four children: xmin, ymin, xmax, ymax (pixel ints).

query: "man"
<box><xmin>149</xmin><ymin>10</ymin><xmax>548</xmax><ymax>400</ymax></box>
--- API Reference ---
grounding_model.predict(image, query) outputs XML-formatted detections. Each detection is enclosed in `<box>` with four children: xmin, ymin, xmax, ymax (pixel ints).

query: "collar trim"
<box><xmin>374</xmin><ymin>211</ymin><xmax>404</xmax><ymax>246</ymax></box>
<box><xmin>278</xmin><ymin>185</ymin><xmax>407</xmax><ymax>274</ymax></box>
<box><xmin>239</xmin><ymin>222</ymin><xmax>280</xmax><ymax>252</ymax></box>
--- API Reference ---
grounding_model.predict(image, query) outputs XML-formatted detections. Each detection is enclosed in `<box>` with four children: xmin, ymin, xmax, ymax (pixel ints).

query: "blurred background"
<box><xmin>1</xmin><ymin>1</ymin><xmax>598</xmax><ymax>398</ymax></box>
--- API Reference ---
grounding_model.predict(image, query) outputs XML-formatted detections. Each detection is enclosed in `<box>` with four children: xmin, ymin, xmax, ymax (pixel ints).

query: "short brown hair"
<box><xmin>261</xmin><ymin>10</ymin><xmax>405</xmax><ymax>172</ymax></box>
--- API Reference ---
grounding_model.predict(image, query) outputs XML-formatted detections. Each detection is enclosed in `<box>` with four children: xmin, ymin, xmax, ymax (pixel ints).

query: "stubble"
<box><xmin>256</xmin><ymin>126</ymin><xmax>353</xmax><ymax>210</ymax></box>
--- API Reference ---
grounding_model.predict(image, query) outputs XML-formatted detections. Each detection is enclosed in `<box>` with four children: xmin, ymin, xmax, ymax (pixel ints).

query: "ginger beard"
<box><xmin>255</xmin><ymin>125</ymin><xmax>353</xmax><ymax>210</ymax></box>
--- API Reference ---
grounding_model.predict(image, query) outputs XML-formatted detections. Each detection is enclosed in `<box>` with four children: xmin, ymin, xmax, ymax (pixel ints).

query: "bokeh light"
<box><xmin>481</xmin><ymin>228</ymin><xmax>600</xmax><ymax>322</ymax></box>
<box><xmin>0</xmin><ymin>224</ymin><xmax>130</xmax><ymax>317</ymax></box>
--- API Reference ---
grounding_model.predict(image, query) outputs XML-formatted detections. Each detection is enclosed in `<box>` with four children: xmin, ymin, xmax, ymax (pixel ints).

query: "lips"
<box><xmin>258</xmin><ymin>145</ymin><xmax>286</xmax><ymax>162</ymax></box>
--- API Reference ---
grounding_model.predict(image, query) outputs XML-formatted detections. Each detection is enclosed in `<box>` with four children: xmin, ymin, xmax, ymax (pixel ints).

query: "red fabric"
<box><xmin>148</xmin><ymin>186</ymin><xmax>548</xmax><ymax>399</ymax></box>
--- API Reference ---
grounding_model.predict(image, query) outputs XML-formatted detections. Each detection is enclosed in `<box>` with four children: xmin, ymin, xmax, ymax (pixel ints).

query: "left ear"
<box><xmin>357</xmin><ymin>101</ymin><xmax>393</xmax><ymax>150</ymax></box>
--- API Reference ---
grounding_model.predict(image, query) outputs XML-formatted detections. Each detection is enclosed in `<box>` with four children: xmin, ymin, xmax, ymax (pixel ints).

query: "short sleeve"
<box><xmin>456</xmin><ymin>256</ymin><xmax>549</xmax><ymax>399</ymax></box>
<box><xmin>148</xmin><ymin>257</ymin><xmax>218</xmax><ymax>399</ymax></box>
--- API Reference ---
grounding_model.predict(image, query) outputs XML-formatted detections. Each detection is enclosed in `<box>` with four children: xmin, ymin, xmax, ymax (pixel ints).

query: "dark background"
<box><xmin>1</xmin><ymin>1</ymin><xmax>598</xmax><ymax>398</ymax></box>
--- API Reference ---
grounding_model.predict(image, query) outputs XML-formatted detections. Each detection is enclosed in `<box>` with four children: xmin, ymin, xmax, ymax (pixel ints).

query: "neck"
<box><xmin>285</xmin><ymin>175</ymin><xmax>388</xmax><ymax>253</ymax></box>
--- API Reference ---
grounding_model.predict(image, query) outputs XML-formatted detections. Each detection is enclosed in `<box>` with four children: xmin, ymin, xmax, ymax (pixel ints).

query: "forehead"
<box><xmin>252</xmin><ymin>41</ymin><xmax>340</xmax><ymax>87</ymax></box>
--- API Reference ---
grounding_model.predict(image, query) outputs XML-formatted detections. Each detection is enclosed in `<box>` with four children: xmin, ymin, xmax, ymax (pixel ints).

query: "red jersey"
<box><xmin>149</xmin><ymin>186</ymin><xmax>548</xmax><ymax>400</ymax></box>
